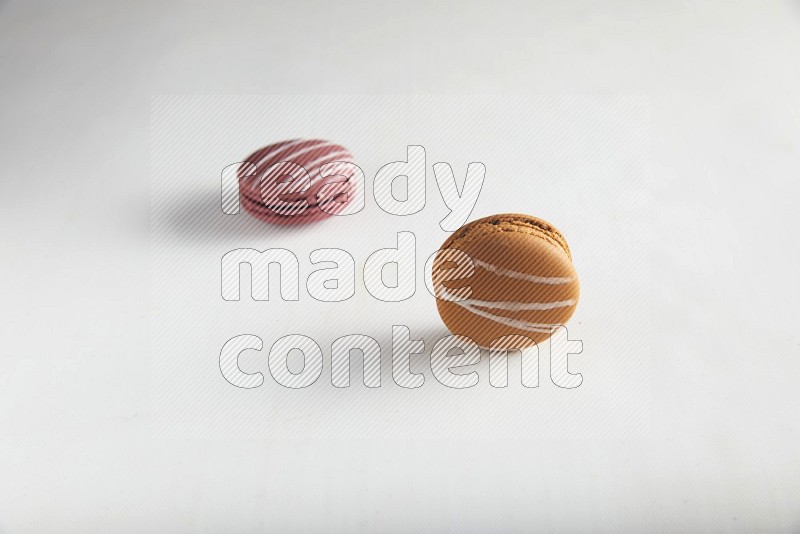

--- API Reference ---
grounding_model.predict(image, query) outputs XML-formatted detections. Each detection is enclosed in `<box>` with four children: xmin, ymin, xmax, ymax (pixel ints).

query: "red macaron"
<box><xmin>238</xmin><ymin>139</ymin><xmax>361</xmax><ymax>225</ymax></box>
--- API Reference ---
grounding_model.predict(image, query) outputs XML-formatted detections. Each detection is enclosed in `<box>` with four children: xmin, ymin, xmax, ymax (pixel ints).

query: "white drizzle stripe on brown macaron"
<box><xmin>472</xmin><ymin>258</ymin><xmax>573</xmax><ymax>285</ymax></box>
<box><xmin>439</xmin><ymin>288</ymin><xmax>574</xmax><ymax>311</ymax></box>
<box><xmin>465</xmin><ymin>297</ymin><xmax>575</xmax><ymax>311</ymax></box>
<box><xmin>453</xmin><ymin>300</ymin><xmax>555</xmax><ymax>334</ymax></box>
<box><xmin>435</xmin><ymin>257</ymin><xmax>576</xmax><ymax>335</ymax></box>
<box><xmin>432</xmin><ymin>253</ymin><xmax>570</xmax><ymax>292</ymax></box>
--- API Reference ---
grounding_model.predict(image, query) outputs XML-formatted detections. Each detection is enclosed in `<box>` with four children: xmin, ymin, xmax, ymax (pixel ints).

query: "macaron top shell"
<box><xmin>435</xmin><ymin>214</ymin><xmax>579</xmax><ymax>348</ymax></box>
<box><xmin>238</xmin><ymin>139</ymin><xmax>358</xmax><ymax>224</ymax></box>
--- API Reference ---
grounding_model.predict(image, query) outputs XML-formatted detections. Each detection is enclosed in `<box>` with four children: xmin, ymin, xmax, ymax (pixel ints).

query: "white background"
<box><xmin>150</xmin><ymin>94</ymin><xmax>650</xmax><ymax>440</ymax></box>
<box><xmin>1</xmin><ymin>1</ymin><xmax>799</xmax><ymax>532</ymax></box>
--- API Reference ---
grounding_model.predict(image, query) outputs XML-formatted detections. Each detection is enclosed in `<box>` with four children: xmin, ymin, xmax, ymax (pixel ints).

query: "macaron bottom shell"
<box><xmin>239</xmin><ymin>184</ymin><xmax>356</xmax><ymax>225</ymax></box>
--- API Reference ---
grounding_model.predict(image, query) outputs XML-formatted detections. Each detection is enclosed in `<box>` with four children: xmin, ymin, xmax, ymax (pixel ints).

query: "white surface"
<box><xmin>1</xmin><ymin>1</ymin><xmax>799</xmax><ymax>532</ymax></box>
<box><xmin>150</xmin><ymin>95</ymin><xmax>650</xmax><ymax>440</ymax></box>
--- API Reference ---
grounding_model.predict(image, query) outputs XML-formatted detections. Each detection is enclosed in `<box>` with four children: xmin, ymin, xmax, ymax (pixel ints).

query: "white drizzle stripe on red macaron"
<box><xmin>260</xmin><ymin>141</ymin><xmax>346</xmax><ymax>173</ymax></box>
<box><xmin>312</xmin><ymin>160</ymin><xmax>358</xmax><ymax>180</ymax></box>
<box><xmin>251</xmin><ymin>155</ymin><xmax>356</xmax><ymax>204</ymax></box>
<box><xmin>251</xmin><ymin>142</ymin><xmax>337</xmax><ymax>182</ymax></box>
<box><xmin>284</xmin><ymin>151</ymin><xmax>355</xmax><ymax>188</ymax></box>
<box><xmin>238</xmin><ymin>139</ymin><xmax>306</xmax><ymax>179</ymax></box>
<box><xmin>246</xmin><ymin>166</ymin><xmax>358</xmax><ymax>215</ymax></box>
<box><xmin>305</xmin><ymin>153</ymin><xmax>355</xmax><ymax>183</ymax></box>
<box><xmin>472</xmin><ymin>258</ymin><xmax>573</xmax><ymax>285</ymax></box>
<box><xmin>308</xmin><ymin>162</ymin><xmax>360</xmax><ymax>201</ymax></box>
<box><xmin>240</xmin><ymin>140</ymin><xmax>338</xmax><ymax>187</ymax></box>
<box><xmin>244</xmin><ymin>148</ymin><xmax>355</xmax><ymax>200</ymax></box>
<box><xmin>249</xmin><ymin>139</ymin><xmax>327</xmax><ymax>174</ymax></box>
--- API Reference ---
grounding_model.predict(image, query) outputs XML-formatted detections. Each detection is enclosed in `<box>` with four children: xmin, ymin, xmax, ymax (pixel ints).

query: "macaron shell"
<box><xmin>435</xmin><ymin>215</ymin><xmax>579</xmax><ymax>348</ymax></box>
<box><xmin>238</xmin><ymin>139</ymin><xmax>358</xmax><ymax>225</ymax></box>
<box><xmin>239</xmin><ymin>173</ymin><xmax>358</xmax><ymax>224</ymax></box>
<box><xmin>239</xmin><ymin>192</ymin><xmax>337</xmax><ymax>225</ymax></box>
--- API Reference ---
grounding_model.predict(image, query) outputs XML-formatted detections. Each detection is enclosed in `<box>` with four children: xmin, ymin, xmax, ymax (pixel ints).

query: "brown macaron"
<box><xmin>433</xmin><ymin>214</ymin><xmax>579</xmax><ymax>349</ymax></box>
